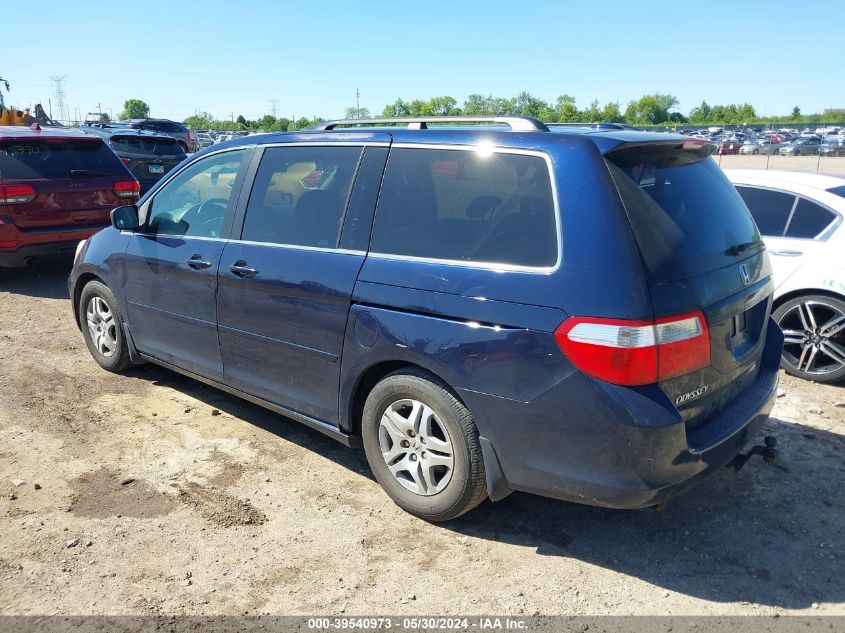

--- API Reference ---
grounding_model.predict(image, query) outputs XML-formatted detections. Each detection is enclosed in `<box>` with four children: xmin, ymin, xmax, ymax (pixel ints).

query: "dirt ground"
<box><xmin>0</xmin><ymin>262</ymin><xmax>842</xmax><ymax>617</ymax></box>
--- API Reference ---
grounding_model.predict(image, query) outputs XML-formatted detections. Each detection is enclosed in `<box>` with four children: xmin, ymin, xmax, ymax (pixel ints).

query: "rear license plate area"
<box><xmin>148</xmin><ymin>165</ymin><xmax>165</xmax><ymax>174</ymax></box>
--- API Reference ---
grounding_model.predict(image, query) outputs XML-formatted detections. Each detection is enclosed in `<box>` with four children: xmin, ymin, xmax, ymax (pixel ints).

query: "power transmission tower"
<box><xmin>51</xmin><ymin>76</ymin><xmax>68</xmax><ymax>124</ymax></box>
<box><xmin>268</xmin><ymin>99</ymin><xmax>279</xmax><ymax>117</ymax></box>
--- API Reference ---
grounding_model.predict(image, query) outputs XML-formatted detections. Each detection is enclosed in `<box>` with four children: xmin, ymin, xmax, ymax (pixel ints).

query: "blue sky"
<box><xmin>5</xmin><ymin>0</ymin><xmax>844</xmax><ymax>122</ymax></box>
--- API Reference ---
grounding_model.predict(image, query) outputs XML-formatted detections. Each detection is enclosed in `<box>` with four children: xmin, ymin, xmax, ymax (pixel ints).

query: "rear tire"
<box><xmin>78</xmin><ymin>281</ymin><xmax>131</xmax><ymax>373</ymax></box>
<box><xmin>361</xmin><ymin>369</ymin><xmax>487</xmax><ymax>521</ymax></box>
<box><xmin>773</xmin><ymin>294</ymin><xmax>845</xmax><ymax>383</ymax></box>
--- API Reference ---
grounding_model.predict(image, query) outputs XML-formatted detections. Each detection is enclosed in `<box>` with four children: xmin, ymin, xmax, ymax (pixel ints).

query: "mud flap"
<box><xmin>480</xmin><ymin>436</ymin><xmax>513</xmax><ymax>502</ymax></box>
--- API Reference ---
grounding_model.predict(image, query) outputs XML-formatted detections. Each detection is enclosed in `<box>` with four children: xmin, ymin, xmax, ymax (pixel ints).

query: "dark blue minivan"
<box><xmin>68</xmin><ymin>116</ymin><xmax>782</xmax><ymax>521</ymax></box>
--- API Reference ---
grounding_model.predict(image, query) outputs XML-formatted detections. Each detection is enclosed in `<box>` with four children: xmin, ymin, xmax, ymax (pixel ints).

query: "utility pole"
<box><xmin>356</xmin><ymin>87</ymin><xmax>360</xmax><ymax>118</ymax></box>
<box><xmin>268</xmin><ymin>99</ymin><xmax>279</xmax><ymax>118</ymax></box>
<box><xmin>51</xmin><ymin>76</ymin><xmax>68</xmax><ymax>124</ymax></box>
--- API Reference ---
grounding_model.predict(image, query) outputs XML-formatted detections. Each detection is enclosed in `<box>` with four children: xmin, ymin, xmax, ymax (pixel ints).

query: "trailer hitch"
<box><xmin>728</xmin><ymin>436</ymin><xmax>777</xmax><ymax>472</ymax></box>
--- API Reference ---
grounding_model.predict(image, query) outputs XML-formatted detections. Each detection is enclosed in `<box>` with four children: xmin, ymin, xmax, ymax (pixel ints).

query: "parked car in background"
<box><xmin>726</xmin><ymin>170</ymin><xmax>845</xmax><ymax>383</ymax></box>
<box><xmin>0</xmin><ymin>125</ymin><xmax>139</xmax><ymax>267</ymax></box>
<box><xmin>739</xmin><ymin>138</ymin><xmax>779</xmax><ymax>155</ymax></box>
<box><xmin>122</xmin><ymin>118</ymin><xmax>197</xmax><ymax>153</ymax></box>
<box><xmin>778</xmin><ymin>138</ymin><xmax>822</xmax><ymax>156</ymax></box>
<box><xmin>195</xmin><ymin>132</ymin><xmax>214</xmax><ymax>149</ymax></box>
<box><xmin>717</xmin><ymin>139</ymin><xmax>743</xmax><ymax>155</ymax></box>
<box><xmin>69</xmin><ymin>119</ymin><xmax>782</xmax><ymax>520</ymax></box>
<box><xmin>819</xmin><ymin>139</ymin><xmax>845</xmax><ymax>157</ymax></box>
<box><xmin>84</xmin><ymin>127</ymin><xmax>187</xmax><ymax>194</ymax></box>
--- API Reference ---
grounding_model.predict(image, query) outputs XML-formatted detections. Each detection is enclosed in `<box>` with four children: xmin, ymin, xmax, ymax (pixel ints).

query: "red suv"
<box><xmin>0</xmin><ymin>125</ymin><xmax>139</xmax><ymax>267</ymax></box>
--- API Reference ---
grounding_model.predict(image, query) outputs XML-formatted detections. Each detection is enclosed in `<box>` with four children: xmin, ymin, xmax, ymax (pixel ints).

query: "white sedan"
<box><xmin>724</xmin><ymin>169</ymin><xmax>845</xmax><ymax>383</ymax></box>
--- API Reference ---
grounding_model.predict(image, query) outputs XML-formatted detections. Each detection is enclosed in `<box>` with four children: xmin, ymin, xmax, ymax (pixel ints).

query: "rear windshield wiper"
<box><xmin>725</xmin><ymin>241</ymin><xmax>763</xmax><ymax>256</ymax></box>
<box><xmin>70</xmin><ymin>169</ymin><xmax>110</xmax><ymax>178</ymax></box>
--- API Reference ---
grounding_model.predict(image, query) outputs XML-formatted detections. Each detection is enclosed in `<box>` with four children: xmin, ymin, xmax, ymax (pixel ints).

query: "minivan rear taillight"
<box><xmin>554</xmin><ymin>311</ymin><xmax>710</xmax><ymax>386</ymax></box>
<box><xmin>113</xmin><ymin>180</ymin><xmax>140</xmax><ymax>199</ymax></box>
<box><xmin>0</xmin><ymin>185</ymin><xmax>37</xmax><ymax>205</ymax></box>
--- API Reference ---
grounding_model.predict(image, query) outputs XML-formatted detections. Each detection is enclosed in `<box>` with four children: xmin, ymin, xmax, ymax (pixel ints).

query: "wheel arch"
<box><xmin>71</xmin><ymin>272</ymin><xmax>107</xmax><ymax>329</ymax></box>
<box><xmin>345</xmin><ymin>360</ymin><xmax>467</xmax><ymax>438</ymax></box>
<box><xmin>773</xmin><ymin>287</ymin><xmax>845</xmax><ymax>313</ymax></box>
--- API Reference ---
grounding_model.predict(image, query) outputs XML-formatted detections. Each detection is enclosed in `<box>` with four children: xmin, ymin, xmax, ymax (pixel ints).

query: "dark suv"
<box><xmin>123</xmin><ymin>118</ymin><xmax>197</xmax><ymax>154</ymax></box>
<box><xmin>68</xmin><ymin>117</ymin><xmax>782</xmax><ymax>521</ymax></box>
<box><xmin>1</xmin><ymin>125</ymin><xmax>139</xmax><ymax>267</ymax></box>
<box><xmin>84</xmin><ymin>127</ymin><xmax>187</xmax><ymax>194</ymax></box>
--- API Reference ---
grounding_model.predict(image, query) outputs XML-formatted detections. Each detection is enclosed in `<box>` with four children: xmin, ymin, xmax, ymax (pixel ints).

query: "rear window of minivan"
<box><xmin>606</xmin><ymin>145</ymin><xmax>762</xmax><ymax>282</ymax></box>
<box><xmin>0</xmin><ymin>139</ymin><xmax>126</xmax><ymax>180</ymax></box>
<box><xmin>370</xmin><ymin>148</ymin><xmax>558</xmax><ymax>268</ymax></box>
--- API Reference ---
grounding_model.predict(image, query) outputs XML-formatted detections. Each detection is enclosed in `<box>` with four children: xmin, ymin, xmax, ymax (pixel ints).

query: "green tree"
<box><xmin>737</xmin><ymin>103</ymin><xmax>756</xmax><ymax>121</ymax></box>
<box><xmin>582</xmin><ymin>99</ymin><xmax>602</xmax><ymax>123</ymax></box>
<box><xmin>624</xmin><ymin>93</ymin><xmax>679</xmax><ymax>125</ymax></box>
<box><xmin>791</xmin><ymin>106</ymin><xmax>801</xmax><ymax>119</ymax></box>
<box><xmin>183</xmin><ymin>113</ymin><xmax>215</xmax><ymax>129</ymax></box>
<box><xmin>554</xmin><ymin>95</ymin><xmax>579</xmax><ymax>122</ymax></box>
<box><xmin>344</xmin><ymin>106</ymin><xmax>370</xmax><ymax>119</ymax></box>
<box><xmin>512</xmin><ymin>92</ymin><xmax>549</xmax><ymax>118</ymax></box>
<box><xmin>421</xmin><ymin>96</ymin><xmax>460</xmax><ymax>116</ymax></box>
<box><xmin>120</xmin><ymin>99</ymin><xmax>150</xmax><ymax>120</ymax></box>
<box><xmin>382</xmin><ymin>98</ymin><xmax>412</xmax><ymax>117</ymax></box>
<box><xmin>600</xmin><ymin>101</ymin><xmax>624</xmax><ymax>123</ymax></box>
<box><xmin>463</xmin><ymin>94</ymin><xmax>492</xmax><ymax>115</ymax></box>
<box><xmin>236</xmin><ymin>114</ymin><xmax>247</xmax><ymax>125</ymax></box>
<box><xmin>688</xmin><ymin>100</ymin><xmax>711</xmax><ymax>124</ymax></box>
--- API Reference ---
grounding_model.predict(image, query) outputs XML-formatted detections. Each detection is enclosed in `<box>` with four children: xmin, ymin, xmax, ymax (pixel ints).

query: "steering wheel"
<box><xmin>195</xmin><ymin>198</ymin><xmax>228</xmax><ymax>236</ymax></box>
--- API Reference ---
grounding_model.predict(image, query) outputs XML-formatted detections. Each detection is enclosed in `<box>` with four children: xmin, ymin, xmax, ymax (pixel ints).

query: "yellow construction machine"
<box><xmin>0</xmin><ymin>77</ymin><xmax>59</xmax><ymax>126</ymax></box>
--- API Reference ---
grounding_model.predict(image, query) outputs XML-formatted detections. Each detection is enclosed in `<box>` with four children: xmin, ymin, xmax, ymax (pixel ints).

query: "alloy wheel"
<box><xmin>378</xmin><ymin>398</ymin><xmax>454</xmax><ymax>496</ymax></box>
<box><xmin>778</xmin><ymin>300</ymin><xmax>845</xmax><ymax>377</ymax></box>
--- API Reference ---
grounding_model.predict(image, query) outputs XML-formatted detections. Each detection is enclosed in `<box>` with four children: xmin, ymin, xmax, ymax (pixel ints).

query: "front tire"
<box><xmin>78</xmin><ymin>281</ymin><xmax>131</xmax><ymax>373</ymax></box>
<box><xmin>361</xmin><ymin>369</ymin><xmax>487</xmax><ymax>521</ymax></box>
<box><xmin>773</xmin><ymin>294</ymin><xmax>845</xmax><ymax>383</ymax></box>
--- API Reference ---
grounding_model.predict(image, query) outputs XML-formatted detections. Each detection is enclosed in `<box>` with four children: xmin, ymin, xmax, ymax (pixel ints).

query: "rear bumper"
<box><xmin>464</xmin><ymin>318</ymin><xmax>783</xmax><ymax>509</ymax></box>
<box><xmin>0</xmin><ymin>225</ymin><xmax>105</xmax><ymax>267</ymax></box>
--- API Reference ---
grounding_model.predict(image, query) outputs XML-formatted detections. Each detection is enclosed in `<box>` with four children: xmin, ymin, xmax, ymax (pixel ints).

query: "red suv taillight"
<box><xmin>554</xmin><ymin>311</ymin><xmax>710</xmax><ymax>386</ymax></box>
<box><xmin>114</xmin><ymin>180</ymin><xmax>140</xmax><ymax>199</ymax></box>
<box><xmin>0</xmin><ymin>184</ymin><xmax>37</xmax><ymax>205</ymax></box>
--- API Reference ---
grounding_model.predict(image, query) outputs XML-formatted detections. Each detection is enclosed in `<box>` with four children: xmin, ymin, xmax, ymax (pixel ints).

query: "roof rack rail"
<box><xmin>311</xmin><ymin>116</ymin><xmax>549</xmax><ymax>132</ymax></box>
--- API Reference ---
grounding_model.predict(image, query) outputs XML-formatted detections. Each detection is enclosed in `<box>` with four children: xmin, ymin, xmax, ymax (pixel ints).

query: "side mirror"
<box><xmin>111</xmin><ymin>205</ymin><xmax>140</xmax><ymax>231</ymax></box>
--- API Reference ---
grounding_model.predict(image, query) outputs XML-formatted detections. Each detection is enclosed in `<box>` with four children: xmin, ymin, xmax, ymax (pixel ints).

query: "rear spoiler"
<box><xmin>605</xmin><ymin>139</ymin><xmax>717</xmax><ymax>167</ymax></box>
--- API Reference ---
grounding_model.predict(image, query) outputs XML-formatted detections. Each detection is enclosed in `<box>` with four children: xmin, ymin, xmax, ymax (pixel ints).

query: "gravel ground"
<box><xmin>0</xmin><ymin>262</ymin><xmax>843</xmax><ymax>616</ymax></box>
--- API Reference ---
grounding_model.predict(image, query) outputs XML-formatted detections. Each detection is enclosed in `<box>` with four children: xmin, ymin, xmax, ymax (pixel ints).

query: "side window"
<box><xmin>786</xmin><ymin>198</ymin><xmax>837</xmax><ymax>239</ymax></box>
<box><xmin>735</xmin><ymin>186</ymin><xmax>796</xmax><ymax>237</ymax></box>
<box><xmin>370</xmin><ymin>148</ymin><xmax>557</xmax><ymax>267</ymax></box>
<box><xmin>146</xmin><ymin>149</ymin><xmax>247</xmax><ymax>238</ymax></box>
<box><xmin>241</xmin><ymin>145</ymin><xmax>362</xmax><ymax>248</ymax></box>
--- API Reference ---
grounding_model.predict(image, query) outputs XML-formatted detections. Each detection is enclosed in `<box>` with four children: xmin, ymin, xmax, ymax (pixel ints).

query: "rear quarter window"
<box><xmin>786</xmin><ymin>198</ymin><xmax>837</xmax><ymax>238</ymax></box>
<box><xmin>0</xmin><ymin>139</ymin><xmax>126</xmax><ymax>179</ymax></box>
<box><xmin>735</xmin><ymin>186</ymin><xmax>796</xmax><ymax>236</ymax></box>
<box><xmin>370</xmin><ymin>148</ymin><xmax>558</xmax><ymax>268</ymax></box>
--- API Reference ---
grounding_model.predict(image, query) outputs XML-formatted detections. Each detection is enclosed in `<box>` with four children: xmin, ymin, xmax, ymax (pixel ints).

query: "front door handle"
<box><xmin>770</xmin><ymin>249</ymin><xmax>803</xmax><ymax>257</ymax></box>
<box><xmin>187</xmin><ymin>254</ymin><xmax>212</xmax><ymax>269</ymax></box>
<box><xmin>229</xmin><ymin>260</ymin><xmax>258</xmax><ymax>278</ymax></box>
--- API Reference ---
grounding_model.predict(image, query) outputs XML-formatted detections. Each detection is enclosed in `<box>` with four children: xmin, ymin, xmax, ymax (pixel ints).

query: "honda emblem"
<box><xmin>738</xmin><ymin>263</ymin><xmax>751</xmax><ymax>286</ymax></box>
